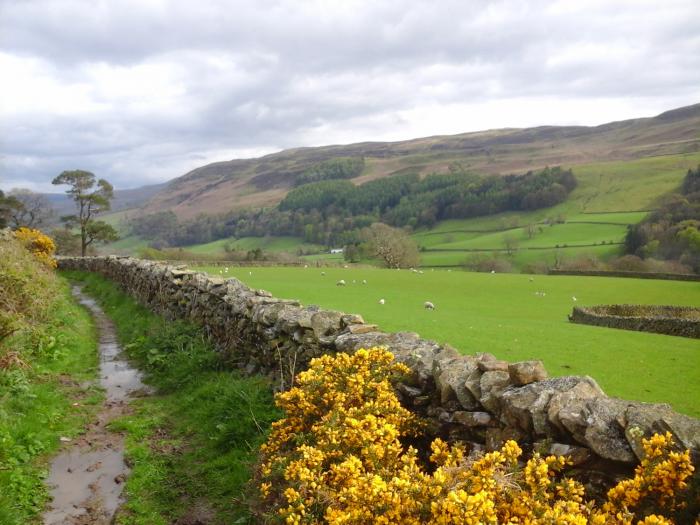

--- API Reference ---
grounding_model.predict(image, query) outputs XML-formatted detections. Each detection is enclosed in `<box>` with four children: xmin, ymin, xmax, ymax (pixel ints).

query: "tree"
<box><xmin>360</xmin><ymin>223</ymin><xmax>420</xmax><ymax>268</ymax></box>
<box><xmin>502</xmin><ymin>233</ymin><xmax>519</xmax><ymax>256</ymax></box>
<box><xmin>0</xmin><ymin>190</ymin><xmax>18</xmax><ymax>228</ymax></box>
<box><xmin>7</xmin><ymin>189</ymin><xmax>54</xmax><ymax>229</ymax></box>
<box><xmin>51</xmin><ymin>170</ymin><xmax>118</xmax><ymax>256</ymax></box>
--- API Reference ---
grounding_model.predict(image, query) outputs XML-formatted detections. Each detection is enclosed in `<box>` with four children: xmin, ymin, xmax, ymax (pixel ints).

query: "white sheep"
<box><xmin>572</xmin><ymin>296</ymin><xmax>577</xmax><ymax>301</ymax></box>
<box><xmin>337</xmin><ymin>279</ymin><xmax>346</xmax><ymax>286</ymax></box>
<box><xmin>362</xmin><ymin>279</ymin><xmax>367</xmax><ymax>284</ymax></box>
<box><xmin>424</xmin><ymin>301</ymin><xmax>435</xmax><ymax>310</ymax></box>
<box><xmin>321</xmin><ymin>271</ymin><xmax>326</xmax><ymax>276</ymax></box>
<box><xmin>379</xmin><ymin>298</ymin><xmax>385</xmax><ymax>305</ymax></box>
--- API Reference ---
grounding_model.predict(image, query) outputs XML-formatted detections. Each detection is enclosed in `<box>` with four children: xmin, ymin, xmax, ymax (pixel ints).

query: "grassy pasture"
<box><xmin>184</xmin><ymin>235</ymin><xmax>323</xmax><ymax>255</ymax></box>
<box><xmin>193</xmin><ymin>265</ymin><xmax>700</xmax><ymax>417</ymax></box>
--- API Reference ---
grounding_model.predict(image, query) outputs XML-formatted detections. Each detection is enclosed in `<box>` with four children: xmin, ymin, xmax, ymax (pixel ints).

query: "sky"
<box><xmin>1</xmin><ymin>0</ymin><xmax>699</xmax><ymax>192</ymax></box>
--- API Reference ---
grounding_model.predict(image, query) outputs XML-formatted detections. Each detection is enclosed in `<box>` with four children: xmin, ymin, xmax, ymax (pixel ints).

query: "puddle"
<box><xmin>43</xmin><ymin>285</ymin><xmax>149</xmax><ymax>525</ymax></box>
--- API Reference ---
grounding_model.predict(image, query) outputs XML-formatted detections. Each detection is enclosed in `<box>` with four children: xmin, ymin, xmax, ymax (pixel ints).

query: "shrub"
<box><xmin>257</xmin><ymin>347</ymin><xmax>696</xmax><ymax>524</ymax></box>
<box><xmin>13</xmin><ymin>227</ymin><xmax>57</xmax><ymax>268</ymax></box>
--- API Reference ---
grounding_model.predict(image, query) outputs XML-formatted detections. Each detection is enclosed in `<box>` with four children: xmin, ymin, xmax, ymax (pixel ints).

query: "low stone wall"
<box><xmin>58</xmin><ymin>256</ymin><xmax>700</xmax><ymax>475</ymax></box>
<box><xmin>570</xmin><ymin>305</ymin><xmax>700</xmax><ymax>339</ymax></box>
<box><xmin>549</xmin><ymin>269</ymin><xmax>700</xmax><ymax>282</ymax></box>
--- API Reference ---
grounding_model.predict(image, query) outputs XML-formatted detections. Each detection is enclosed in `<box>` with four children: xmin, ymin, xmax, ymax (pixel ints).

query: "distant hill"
<box><xmin>144</xmin><ymin>103</ymin><xmax>700</xmax><ymax>219</ymax></box>
<box><xmin>43</xmin><ymin>182</ymin><xmax>167</xmax><ymax>221</ymax></box>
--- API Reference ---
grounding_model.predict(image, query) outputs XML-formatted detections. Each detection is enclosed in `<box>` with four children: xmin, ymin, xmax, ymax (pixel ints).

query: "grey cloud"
<box><xmin>1</xmin><ymin>0</ymin><xmax>699</xmax><ymax>190</ymax></box>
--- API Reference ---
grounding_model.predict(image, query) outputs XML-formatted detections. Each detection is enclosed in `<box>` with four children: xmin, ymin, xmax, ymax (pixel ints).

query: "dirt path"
<box><xmin>43</xmin><ymin>285</ymin><xmax>149</xmax><ymax>525</ymax></box>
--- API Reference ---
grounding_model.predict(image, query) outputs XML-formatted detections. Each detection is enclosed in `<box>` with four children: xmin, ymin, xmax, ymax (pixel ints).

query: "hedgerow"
<box><xmin>256</xmin><ymin>347</ymin><xmax>697</xmax><ymax>524</ymax></box>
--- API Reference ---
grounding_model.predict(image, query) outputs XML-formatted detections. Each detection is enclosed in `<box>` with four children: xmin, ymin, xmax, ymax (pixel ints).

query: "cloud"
<box><xmin>0</xmin><ymin>0</ymin><xmax>699</xmax><ymax>191</ymax></box>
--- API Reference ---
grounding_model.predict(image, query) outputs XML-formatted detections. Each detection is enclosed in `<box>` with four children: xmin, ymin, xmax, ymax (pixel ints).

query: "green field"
<box><xmin>193</xmin><ymin>265</ymin><xmax>700</xmax><ymax>417</ymax></box>
<box><xmin>184</xmin><ymin>235</ymin><xmax>323</xmax><ymax>256</ymax></box>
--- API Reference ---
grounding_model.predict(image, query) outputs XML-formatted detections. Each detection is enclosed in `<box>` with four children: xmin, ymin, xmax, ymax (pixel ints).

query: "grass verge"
<box><xmin>63</xmin><ymin>270</ymin><xmax>280</xmax><ymax>524</ymax></box>
<box><xmin>0</xmin><ymin>258</ymin><xmax>101</xmax><ymax>523</ymax></box>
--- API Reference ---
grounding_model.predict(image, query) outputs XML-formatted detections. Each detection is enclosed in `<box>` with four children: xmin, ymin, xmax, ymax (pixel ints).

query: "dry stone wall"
<box><xmin>570</xmin><ymin>305</ymin><xmax>700</xmax><ymax>339</ymax></box>
<box><xmin>58</xmin><ymin>256</ymin><xmax>700</xmax><ymax>473</ymax></box>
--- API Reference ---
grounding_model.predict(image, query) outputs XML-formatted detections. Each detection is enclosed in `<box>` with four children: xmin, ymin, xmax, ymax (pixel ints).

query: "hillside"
<box><xmin>145</xmin><ymin>103</ymin><xmax>700</xmax><ymax>219</ymax></box>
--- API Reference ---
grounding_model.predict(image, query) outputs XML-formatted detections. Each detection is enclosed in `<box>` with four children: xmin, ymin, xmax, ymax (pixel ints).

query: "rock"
<box><xmin>478</xmin><ymin>359</ymin><xmax>509</xmax><ymax>372</ymax></box>
<box><xmin>479</xmin><ymin>370</ymin><xmax>511</xmax><ymax>412</ymax></box>
<box><xmin>346</xmin><ymin>323</ymin><xmax>379</xmax><ymax>335</ymax></box>
<box><xmin>341</xmin><ymin>314</ymin><xmax>364</xmax><ymax>326</ymax></box>
<box><xmin>310</xmin><ymin>310</ymin><xmax>344</xmax><ymax>337</ymax></box>
<box><xmin>508</xmin><ymin>360</ymin><xmax>548</xmax><ymax>386</ymax></box>
<box><xmin>501</xmin><ymin>376</ymin><xmax>601</xmax><ymax>438</ymax></box>
<box><xmin>623</xmin><ymin>403</ymin><xmax>700</xmax><ymax>461</ymax></box>
<box><xmin>434</xmin><ymin>356</ymin><xmax>481</xmax><ymax>410</ymax></box>
<box><xmin>453</xmin><ymin>411</ymin><xmax>493</xmax><ymax>427</ymax></box>
<box><xmin>547</xmin><ymin>442</ymin><xmax>592</xmax><ymax>466</ymax></box>
<box><xmin>582</xmin><ymin>398</ymin><xmax>636</xmax><ymax>464</ymax></box>
<box><xmin>548</xmin><ymin>376</ymin><xmax>605</xmax><ymax>433</ymax></box>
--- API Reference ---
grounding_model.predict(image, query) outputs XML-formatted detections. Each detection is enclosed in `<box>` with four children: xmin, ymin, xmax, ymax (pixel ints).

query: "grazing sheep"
<box><xmin>491</xmin><ymin>270</ymin><xmax>496</xmax><ymax>274</ymax></box>
<box><xmin>344</xmin><ymin>264</ymin><xmax>349</xmax><ymax>269</ymax></box>
<box><xmin>572</xmin><ymin>296</ymin><xmax>577</xmax><ymax>301</ymax></box>
<box><xmin>379</xmin><ymin>298</ymin><xmax>385</xmax><ymax>305</ymax></box>
<box><xmin>337</xmin><ymin>279</ymin><xmax>346</xmax><ymax>286</ymax></box>
<box><xmin>424</xmin><ymin>301</ymin><xmax>435</xmax><ymax>310</ymax></box>
<box><xmin>362</xmin><ymin>279</ymin><xmax>367</xmax><ymax>284</ymax></box>
<box><xmin>418</xmin><ymin>270</ymin><xmax>424</xmax><ymax>274</ymax></box>
<box><xmin>304</xmin><ymin>264</ymin><xmax>308</xmax><ymax>268</ymax></box>
<box><xmin>352</xmin><ymin>279</ymin><xmax>356</xmax><ymax>284</ymax></box>
<box><xmin>529</xmin><ymin>277</ymin><xmax>534</xmax><ymax>282</ymax></box>
<box><xmin>321</xmin><ymin>271</ymin><xmax>326</xmax><ymax>276</ymax></box>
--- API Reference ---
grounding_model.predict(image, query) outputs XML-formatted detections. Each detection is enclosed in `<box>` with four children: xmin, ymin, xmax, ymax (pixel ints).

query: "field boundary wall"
<box><xmin>570</xmin><ymin>305</ymin><xmax>700</xmax><ymax>339</ymax></box>
<box><xmin>549</xmin><ymin>269</ymin><xmax>700</xmax><ymax>281</ymax></box>
<box><xmin>57</xmin><ymin>256</ymin><xmax>700</xmax><ymax>477</ymax></box>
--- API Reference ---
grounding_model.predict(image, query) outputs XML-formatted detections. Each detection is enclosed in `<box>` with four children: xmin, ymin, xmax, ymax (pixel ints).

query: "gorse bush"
<box><xmin>13</xmin><ymin>227</ymin><xmax>57</xmax><ymax>268</ymax></box>
<box><xmin>257</xmin><ymin>347</ymin><xmax>697</xmax><ymax>524</ymax></box>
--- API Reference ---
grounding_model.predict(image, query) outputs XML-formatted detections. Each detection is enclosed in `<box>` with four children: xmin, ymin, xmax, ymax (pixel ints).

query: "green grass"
<box><xmin>420</xmin><ymin>244</ymin><xmax>623</xmax><ymax>268</ymax></box>
<box><xmin>192</xmin><ymin>265</ymin><xmax>700</xmax><ymax>418</ymax></box>
<box><xmin>184</xmin><ymin>236</ymin><xmax>324</xmax><ymax>256</ymax></box>
<box><xmin>99</xmin><ymin>234</ymin><xmax>149</xmax><ymax>255</ymax></box>
<box><xmin>64</xmin><ymin>271</ymin><xmax>280</xmax><ymax>524</ymax></box>
<box><xmin>0</xmin><ymin>279</ymin><xmax>101</xmax><ymax>524</ymax></box>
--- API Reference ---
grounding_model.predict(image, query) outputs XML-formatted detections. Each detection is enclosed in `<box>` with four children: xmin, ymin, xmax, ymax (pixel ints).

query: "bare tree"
<box><xmin>523</xmin><ymin>223</ymin><xmax>536</xmax><ymax>239</ymax></box>
<box><xmin>8</xmin><ymin>189</ymin><xmax>54</xmax><ymax>229</ymax></box>
<box><xmin>361</xmin><ymin>223</ymin><xmax>420</xmax><ymax>268</ymax></box>
<box><xmin>502</xmin><ymin>233</ymin><xmax>520</xmax><ymax>256</ymax></box>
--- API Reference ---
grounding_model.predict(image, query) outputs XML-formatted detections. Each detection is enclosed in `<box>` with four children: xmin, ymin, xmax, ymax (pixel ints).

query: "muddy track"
<box><xmin>43</xmin><ymin>285</ymin><xmax>149</xmax><ymax>525</ymax></box>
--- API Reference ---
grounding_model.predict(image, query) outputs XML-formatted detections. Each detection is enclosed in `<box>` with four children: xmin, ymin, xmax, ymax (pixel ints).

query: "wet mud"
<box><xmin>43</xmin><ymin>285</ymin><xmax>149</xmax><ymax>525</ymax></box>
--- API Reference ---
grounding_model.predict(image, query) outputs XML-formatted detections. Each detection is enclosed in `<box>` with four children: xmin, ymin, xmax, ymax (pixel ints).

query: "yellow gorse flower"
<box><xmin>258</xmin><ymin>347</ymin><xmax>696</xmax><ymax>524</ymax></box>
<box><xmin>14</xmin><ymin>227</ymin><xmax>57</xmax><ymax>268</ymax></box>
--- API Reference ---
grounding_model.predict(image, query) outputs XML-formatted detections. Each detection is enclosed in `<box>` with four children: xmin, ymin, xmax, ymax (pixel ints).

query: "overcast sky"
<box><xmin>1</xmin><ymin>0</ymin><xmax>699</xmax><ymax>192</ymax></box>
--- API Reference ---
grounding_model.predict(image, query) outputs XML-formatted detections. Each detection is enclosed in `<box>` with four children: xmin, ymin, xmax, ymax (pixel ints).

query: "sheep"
<box><xmin>424</xmin><ymin>301</ymin><xmax>435</xmax><ymax>310</ymax></box>
<box><xmin>529</xmin><ymin>277</ymin><xmax>534</xmax><ymax>282</ymax></box>
<box><xmin>572</xmin><ymin>296</ymin><xmax>577</xmax><ymax>301</ymax></box>
<box><xmin>361</xmin><ymin>279</ymin><xmax>367</xmax><ymax>284</ymax></box>
<box><xmin>321</xmin><ymin>271</ymin><xmax>326</xmax><ymax>276</ymax></box>
<box><xmin>378</xmin><ymin>298</ymin><xmax>385</xmax><ymax>305</ymax></box>
<box><xmin>337</xmin><ymin>279</ymin><xmax>346</xmax><ymax>286</ymax></box>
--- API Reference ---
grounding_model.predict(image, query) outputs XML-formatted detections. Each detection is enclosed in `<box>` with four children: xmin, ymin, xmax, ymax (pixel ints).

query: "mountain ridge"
<box><xmin>144</xmin><ymin>103</ymin><xmax>700</xmax><ymax>219</ymax></box>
